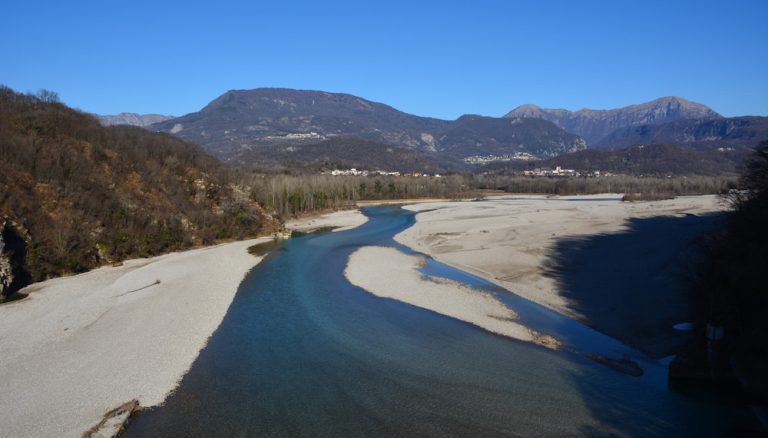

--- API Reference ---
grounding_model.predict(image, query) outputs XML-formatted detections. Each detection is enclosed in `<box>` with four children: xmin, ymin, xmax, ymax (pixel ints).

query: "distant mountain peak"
<box><xmin>512</xmin><ymin>103</ymin><xmax>541</xmax><ymax>111</ymax></box>
<box><xmin>506</xmin><ymin>103</ymin><xmax>541</xmax><ymax>114</ymax></box>
<box><xmin>612</xmin><ymin>96</ymin><xmax>719</xmax><ymax>115</ymax></box>
<box><xmin>504</xmin><ymin>96</ymin><xmax>721</xmax><ymax>145</ymax></box>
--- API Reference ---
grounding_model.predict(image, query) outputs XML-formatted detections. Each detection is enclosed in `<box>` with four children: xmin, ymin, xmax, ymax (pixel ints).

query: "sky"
<box><xmin>2</xmin><ymin>0</ymin><xmax>767</xmax><ymax>119</ymax></box>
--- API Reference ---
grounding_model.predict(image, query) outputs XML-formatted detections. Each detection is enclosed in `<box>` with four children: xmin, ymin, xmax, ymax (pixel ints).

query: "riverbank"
<box><xmin>0</xmin><ymin>238</ymin><xmax>270</xmax><ymax>438</ymax></box>
<box><xmin>393</xmin><ymin>194</ymin><xmax>728</xmax><ymax>356</ymax></box>
<box><xmin>285</xmin><ymin>209</ymin><xmax>368</xmax><ymax>233</ymax></box>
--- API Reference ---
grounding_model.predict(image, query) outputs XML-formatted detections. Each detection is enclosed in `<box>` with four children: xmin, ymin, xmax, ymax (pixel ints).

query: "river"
<box><xmin>125</xmin><ymin>205</ymin><xmax>732</xmax><ymax>436</ymax></box>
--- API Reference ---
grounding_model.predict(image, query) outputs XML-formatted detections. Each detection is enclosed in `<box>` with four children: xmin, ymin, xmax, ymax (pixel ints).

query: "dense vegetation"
<box><xmin>245</xmin><ymin>173</ymin><xmax>471</xmax><ymax>217</ymax></box>
<box><xmin>689</xmin><ymin>140</ymin><xmax>768</xmax><ymax>398</ymax></box>
<box><xmin>244</xmin><ymin>171</ymin><xmax>736</xmax><ymax>218</ymax></box>
<box><xmin>0</xmin><ymin>87</ymin><xmax>276</xmax><ymax>290</ymax></box>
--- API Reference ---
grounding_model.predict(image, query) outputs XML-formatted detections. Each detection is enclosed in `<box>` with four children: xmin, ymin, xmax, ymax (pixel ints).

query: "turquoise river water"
<box><xmin>124</xmin><ymin>205</ymin><xmax>734</xmax><ymax>437</ymax></box>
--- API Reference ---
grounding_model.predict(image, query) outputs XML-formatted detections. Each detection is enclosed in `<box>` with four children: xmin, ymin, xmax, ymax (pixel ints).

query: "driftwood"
<box><xmin>83</xmin><ymin>399</ymin><xmax>141</xmax><ymax>438</ymax></box>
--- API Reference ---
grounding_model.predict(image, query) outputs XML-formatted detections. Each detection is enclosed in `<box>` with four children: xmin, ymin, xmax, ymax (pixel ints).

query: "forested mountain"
<box><xmin>437</xmin><ymin>115</ymin><xmax>586</xmax><ymax>158</ymax></box>
<box><xmin>504</xmin><ymin>96</ymin><xmax>722</xmax><ymax>145</ymax></box>
<box><xmin>96</xmin><ymin>112</ymin><xmax>175</xmax><ymax>127</ymax></box>
<box><xmin>485</xmin><ymin>143</ymin><xmax>749</xmax><ymax>176</ymax></box>
<box><xmin>150</xmin><ymin>88</ymin><xmax>589</xmax><ymax>163</ymax></box>
<box><xmin>151</xmin><ymin>88</ymin><xmax>450</xmax><ymax>158</ymax></box>
<box><xmin>238</xmin><ymin>137</ymin><xmax>464</xmax><ymax>173</ymax></box>
<box><xmin>593</xmin><ymin>116</ymin><xmax>768</xmax><ymax>150</ymax></box>
<box><xmin>0</xmin><ymin>87</ymin><xmax>278</xmax><ymax>296</ymax></box>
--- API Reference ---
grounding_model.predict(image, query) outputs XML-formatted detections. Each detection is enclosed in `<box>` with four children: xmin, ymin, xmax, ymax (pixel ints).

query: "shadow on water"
<box><xmin>124</xmin><ymin>205</ymin><xmax>738</xmax><ymax>437</ymax></box>
<box><xmin>543</xmin><ymin>213</ymin><xmax>727</xmax><ymax>358</ymax></box>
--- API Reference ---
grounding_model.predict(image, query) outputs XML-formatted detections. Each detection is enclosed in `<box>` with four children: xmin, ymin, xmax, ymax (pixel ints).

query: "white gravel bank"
<box><xmin>345</xmin><ymin>246</ymin><xmax>560</xmax><ymax>349</ymax></box>
<box><xmin>395</xmin><ymin>195</ymin><xmax>726</xmax><ymax>320</ymax></box>
<box><xmin>0</xmin><ymin>238</ymin><xmax>270</xmax><ymax>437</ymax></box>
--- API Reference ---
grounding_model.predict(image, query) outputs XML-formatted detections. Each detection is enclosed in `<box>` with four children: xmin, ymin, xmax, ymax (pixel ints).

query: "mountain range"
<box><xmin>93</xmin><ymin>88</ymin><xmax>765</xmax><ymax>174</ymax></box>
<box><xmin>504</xmin><ymin>96</ymin><xmax>722</xmax><ymax>146</ymax></box>
<box><xmin>148</xmin><ymin>88</ymin><xmax>587</xmax><ymax>164</ymax></box>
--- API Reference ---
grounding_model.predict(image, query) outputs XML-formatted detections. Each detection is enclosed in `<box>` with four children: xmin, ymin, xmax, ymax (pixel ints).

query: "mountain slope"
<box><xmin>505</xmin><ymin>96</ymin><xmax>722</xmax><ymax>145</ymax></box>
<box><xmin>151</xmin><ymin>88</ymin><xmax>589</xmax><ymax>164</ymax></box>
<box><xmin>97</xmin><ymin>112</ymin><xmax>175</xmax><ymax>127</ymax></box>
<box><xmin>593</xmin><ymin>116</ymin><xmax>768</xmax><ymax>150</ymax></box>
<box><xmin>0</xmin><ymin>86</ymin><xmax>277</xmax><ymax>295</ymax></box>
<box><xmin>151</xmin><ymin>88</ymin><xmax>450</xmax><ymax>158</ymax></box>
<box><xmin>436</xmin><ymin>115</ymin><xmax>586</xmax><ymax>159</ymax></box>
<box><xmin>484</xmin><ymin>143</ymin><xmax>748</xmax><ymax>176</ymax></box>
<box><xmin>239</xmin><ymin>137</ymin><xmax>464</xmax><ymax>173</ymax></box>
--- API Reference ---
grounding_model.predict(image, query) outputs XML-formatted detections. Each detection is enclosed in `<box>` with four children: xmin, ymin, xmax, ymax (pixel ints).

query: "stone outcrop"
<box><xmin>0</xmin><ymin>235</ymin><xmax>12</xmax><ymax>295</ymax></box>
<box><xmin>0</xmin><ymin>218</ymin><xmax>31</xmax><ymax>297</ymax></box>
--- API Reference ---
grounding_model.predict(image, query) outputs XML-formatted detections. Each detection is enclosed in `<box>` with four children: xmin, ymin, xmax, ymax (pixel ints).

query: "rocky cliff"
<box><xmin>96</xmin><ymin>112</ymin><xmax>175</xmax><ymax>127</ymax></box>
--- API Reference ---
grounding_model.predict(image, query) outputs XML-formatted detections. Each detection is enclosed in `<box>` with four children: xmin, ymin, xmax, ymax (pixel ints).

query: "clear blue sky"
<box><xmin>3</xmin><ymin>0</ymin><xmax>766</xmax><ymax>119</ymax></box>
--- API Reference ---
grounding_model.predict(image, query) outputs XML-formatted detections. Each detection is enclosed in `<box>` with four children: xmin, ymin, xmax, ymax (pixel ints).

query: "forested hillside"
<box><xmin>0</xmin><ymin>87</ymin><xmax>278</xmax><ymax>295</ymax></box>
<box><xmin>234</xmin><ymin>137</ymin><xmax>465</xmax><ymax>172</ymax></box>
<box><xmin>485</xmin><ymin>144</ymin><xmax>749</xmax><ymax>176</ymax></box>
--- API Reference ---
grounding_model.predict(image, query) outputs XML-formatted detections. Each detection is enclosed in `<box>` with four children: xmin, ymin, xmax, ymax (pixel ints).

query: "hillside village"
<box><xmin>326</xmin><ymin>168</ymin><xmax>442</xmax><ymax>178</ymax></box>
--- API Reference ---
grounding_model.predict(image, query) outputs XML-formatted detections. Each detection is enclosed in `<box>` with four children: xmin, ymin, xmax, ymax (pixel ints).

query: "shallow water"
<box><xmin>125</xmin><ymin>205</ymin><xmax>732</xmax><ymax>437</ymax></box>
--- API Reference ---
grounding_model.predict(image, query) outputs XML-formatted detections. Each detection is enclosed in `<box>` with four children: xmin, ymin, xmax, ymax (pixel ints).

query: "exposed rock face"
<box><xmin>96</xmin><ymin>113</ymin><xmax>175</xmax><ymax>127</ymax></box>
<box><xmin>0</xmin><ymin>219</ymin><xmax>31</xmax><ymax>297</ymax></box>
<box><xmin>505</xmin><ymin>96</ymin><xmax>722</xmax><ymax>146</ymax></box>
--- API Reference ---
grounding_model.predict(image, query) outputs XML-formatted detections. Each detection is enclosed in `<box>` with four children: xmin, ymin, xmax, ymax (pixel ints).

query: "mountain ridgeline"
<box><xmin>150</xmin><ymin>88</ymin><xmax>587</xmax><ymax>166</ymax></box>
<box><xmin>504</xmin><ymin>96</ymin><xmax>722</xmax><ymax>146</ymax></box>
<box><xmin>148</xmin><ymin>89</ymin><xmax>764</xmax><ymax>174</ymax></box>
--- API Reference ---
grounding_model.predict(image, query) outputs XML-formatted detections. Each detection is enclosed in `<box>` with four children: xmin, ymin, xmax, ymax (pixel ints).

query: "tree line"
<box><xmin>240</xmin><ymin>171</ymin><xmax>736</xmax><ymax>218</ymax></box>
